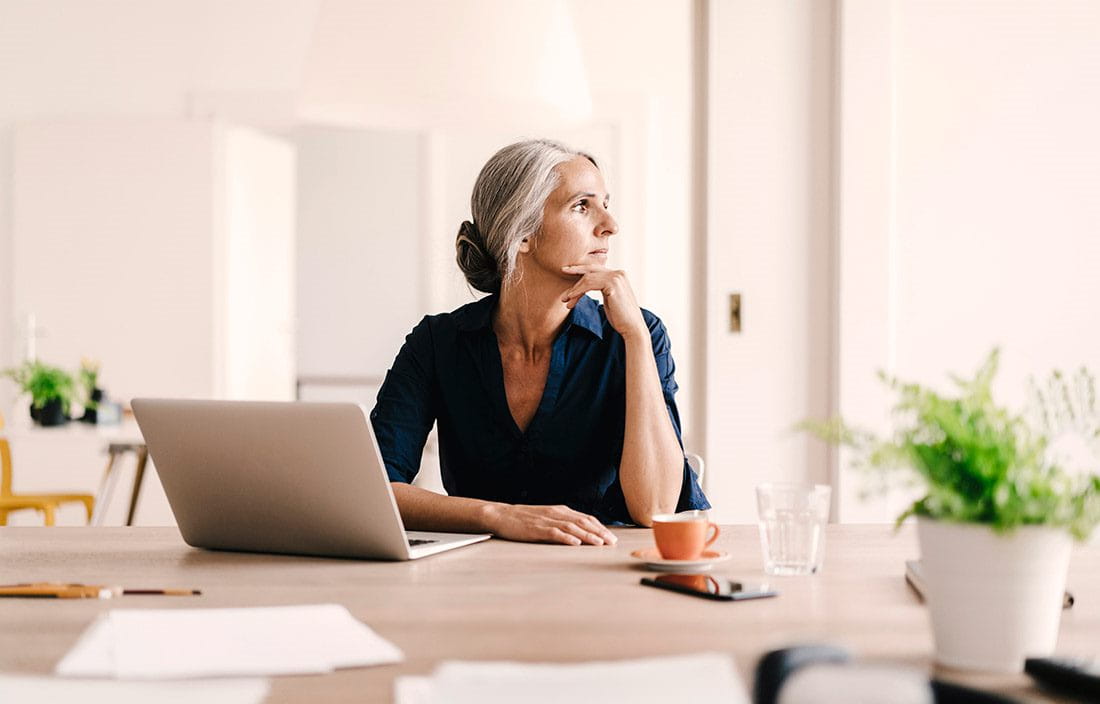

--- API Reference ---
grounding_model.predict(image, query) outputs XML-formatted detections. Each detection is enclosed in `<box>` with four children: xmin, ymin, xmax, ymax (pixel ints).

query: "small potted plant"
<box><xmin>803</xmin><ymin>349</ymin><xmax>1100</xmax><ymax>672</ymax></box>
<box><xmin>2</xmin><ymin>360</ymin><xmax>78</xmax><ymax>427</ymax></box>
<box><xmin>78</xmin><ymin>358</ymin><xmax>103</xmax><ymax>424</ymax></box>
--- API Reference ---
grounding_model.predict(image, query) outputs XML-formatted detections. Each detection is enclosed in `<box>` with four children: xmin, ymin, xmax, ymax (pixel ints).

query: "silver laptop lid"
<box><xmin>132</xmin><ymin>399</ymin><xmax>412</xmax><ymax>560</ymax></box>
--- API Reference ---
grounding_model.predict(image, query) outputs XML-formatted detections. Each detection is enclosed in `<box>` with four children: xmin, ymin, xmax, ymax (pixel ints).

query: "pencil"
<box><xmin>0</xmin><ymin>583</ymin><xmax>201</xmax><ymax>598</ymax></box>
<box><xmin>0</xmin><ymin>584</ymin><xmax>111</xmax><ymax>598</ymax></box>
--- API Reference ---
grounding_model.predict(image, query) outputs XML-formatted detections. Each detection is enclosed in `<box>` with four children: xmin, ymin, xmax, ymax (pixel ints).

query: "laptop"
<box><xmin>131</xmin><ymin>399</ymin><xmax>490</xmax><ymax>560</ymax></box>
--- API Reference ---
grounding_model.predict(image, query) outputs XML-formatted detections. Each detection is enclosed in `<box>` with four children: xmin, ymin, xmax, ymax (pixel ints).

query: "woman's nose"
<box><xmin>599</xmin><ymin>211</ymin><xmax>619</xmax><ymax>237</ymax></box>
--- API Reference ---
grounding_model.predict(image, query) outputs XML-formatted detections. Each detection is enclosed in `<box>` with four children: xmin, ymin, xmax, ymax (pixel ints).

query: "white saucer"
<box><xmin>629</xmin><ymin>547</ymin><xmax>730</xmax><ymax>572</ymax></box>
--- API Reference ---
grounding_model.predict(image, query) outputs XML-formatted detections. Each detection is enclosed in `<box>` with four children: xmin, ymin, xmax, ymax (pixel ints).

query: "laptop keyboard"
<box><xmin>408</xmin><ymin>538</ymin><xmax>439</xmax><ymax>546</ymax></box>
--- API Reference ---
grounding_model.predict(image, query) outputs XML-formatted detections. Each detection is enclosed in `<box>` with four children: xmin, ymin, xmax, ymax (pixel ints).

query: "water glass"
<box><xmin>755</xmin><ymin>483</ymin><xmax>831</xmax><ymax>576</ymax></box>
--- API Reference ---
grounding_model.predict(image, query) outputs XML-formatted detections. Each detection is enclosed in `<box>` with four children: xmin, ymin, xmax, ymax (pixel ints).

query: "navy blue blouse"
<box><xmin>369</xmin><ymin>294</ymin><xmax>710</xmax><ymax>525</ymax></box>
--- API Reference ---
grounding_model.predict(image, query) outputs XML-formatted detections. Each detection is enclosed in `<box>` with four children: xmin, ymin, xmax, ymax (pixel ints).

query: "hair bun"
<box><xmin>455</xmin><ymin>220</ymin><xmax>501</xmax><ymax>294</ymax></box>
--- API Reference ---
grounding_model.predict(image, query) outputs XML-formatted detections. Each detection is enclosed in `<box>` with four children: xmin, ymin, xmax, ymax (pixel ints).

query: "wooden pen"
<box><xmin>0</xmin><ymin>583</ymin><xmax>113</xmax><ymax>598</ymax></box>
<box><xmin>0</xmin><ymin>583</ymin><xmax>201</xmax><ymax>598</ymax></box>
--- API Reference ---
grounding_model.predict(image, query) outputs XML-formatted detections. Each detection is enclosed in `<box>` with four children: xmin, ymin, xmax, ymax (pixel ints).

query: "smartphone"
<box><xmin>640</xmin><ymin>574</ymin><xmax>778</xmax><ymax>601</ymax></box>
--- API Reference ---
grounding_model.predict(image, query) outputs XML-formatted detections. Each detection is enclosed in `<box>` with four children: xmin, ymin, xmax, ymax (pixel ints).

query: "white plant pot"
<box><xmin>917</xmin><ymin>517</ymin><xmax>1072</xmax><ymax>673</ymax></box>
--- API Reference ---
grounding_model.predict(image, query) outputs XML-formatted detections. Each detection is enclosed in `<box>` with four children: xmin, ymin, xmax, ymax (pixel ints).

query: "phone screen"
<box><xmin>641</xmin><ymin>574</ymin><xmax>778</xmax><ymax>601</ymax></box>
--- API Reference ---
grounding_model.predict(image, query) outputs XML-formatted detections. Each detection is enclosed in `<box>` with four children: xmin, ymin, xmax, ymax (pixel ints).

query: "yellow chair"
<box><xmin>0</xmin><ymin>412</ymin><xmax>95</xmax><ymax>526</ymax></box>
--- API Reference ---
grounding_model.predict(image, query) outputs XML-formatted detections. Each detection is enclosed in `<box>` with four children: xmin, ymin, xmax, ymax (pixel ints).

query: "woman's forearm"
<box><xmin>619</xmin><ymin>331</ymin><xmax>684</xmax><ymax>526</ymax></box>
<box><xmin>391</xmin><ymin>482</ymin><xmax>500</xmax><ymax>533</ymax></box>
<box><xmin>391</xmin><ymin>483</ymin><xmax>618</xmax><ymax>545</ymax></box>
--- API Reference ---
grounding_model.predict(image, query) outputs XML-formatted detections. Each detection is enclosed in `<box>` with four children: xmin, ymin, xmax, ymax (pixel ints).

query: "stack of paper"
<box><xmin>56</xmin><ymin>603</ymin><xmax>404</xmax><ymax>679</ymax></box>
<box><xmin>394</xmin><ymin>653</ymin><xmax>749</xmax><ymax>704</ymax></box>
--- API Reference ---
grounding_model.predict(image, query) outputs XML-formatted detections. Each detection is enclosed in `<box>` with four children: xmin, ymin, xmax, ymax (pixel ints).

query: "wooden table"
<box><xmin>1</xmin><ymin>525</ymin><xmax>1096</xmax><ymax>702</ymax></box>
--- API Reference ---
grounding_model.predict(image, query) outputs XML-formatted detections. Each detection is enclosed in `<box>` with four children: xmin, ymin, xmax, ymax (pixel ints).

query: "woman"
<box><xmin>370</xmin><ymin>139</ymin><xmax>709</xmax><ymax>546</ymax></box>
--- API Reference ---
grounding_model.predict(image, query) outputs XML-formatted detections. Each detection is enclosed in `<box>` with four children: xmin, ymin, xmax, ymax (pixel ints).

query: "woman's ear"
<box><xmin>517</xmin><ymin>236</ymin><xmax>532</xmax><ymax>254</ymax></box>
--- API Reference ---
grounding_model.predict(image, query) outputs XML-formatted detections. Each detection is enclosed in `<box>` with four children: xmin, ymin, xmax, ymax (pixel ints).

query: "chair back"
<box><xmin>0</xmin><ymin>439</ymin><xmax>10</xmax><ymax>497</ymax></box>
<box><xmin>0</xmin><ymin>412</ymin><xmax>11</xmax><ymax>496</ymax></box>
<box><xmin>685</xmin><ymin>452</ymin><xmax>705</xmax><ymax>484</ymax></box>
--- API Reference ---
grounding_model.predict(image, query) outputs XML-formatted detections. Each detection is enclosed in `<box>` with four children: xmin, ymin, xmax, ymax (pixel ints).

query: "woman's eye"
<box><xmin>572</xmin><ymin>200</ymin><xmax>588</xmax><ymax>213</ymax></box>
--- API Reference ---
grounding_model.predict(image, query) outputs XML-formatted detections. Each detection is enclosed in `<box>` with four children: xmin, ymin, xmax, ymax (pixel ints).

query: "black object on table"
<box><xmin>1025</xmin><ymin>657</ymin><xmax>1100</xmax><ymax>702</ymax></box>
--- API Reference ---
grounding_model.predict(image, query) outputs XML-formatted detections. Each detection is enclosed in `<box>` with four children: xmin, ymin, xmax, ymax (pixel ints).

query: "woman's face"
<box><xmin>521</xmin><ymin>156</ymin><xmax>618</xmax><ymax>278</ymax></box>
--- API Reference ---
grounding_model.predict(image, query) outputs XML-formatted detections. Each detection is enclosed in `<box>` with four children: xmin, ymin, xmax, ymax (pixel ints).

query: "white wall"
<box><xmin>893</xmin><ymin>0</ymin><xmax>1100</xmax><ymax>393</ymax></box>
<box><xmin>0</xmin><ymin>0</ymin><xmax>319</xmax><ymax>404</ymax></box>
<box><xmin>834</xmin><ymin>0</ymin><xmax>901</xmax><ymax>521</ymax></box>
<box><xmin>705</xmin><ymin>1</ymin><xmax>836</xmax><ymax>522</ymax></box>
<box><xmin>836</xmin><ymin>0</ymin><xmax>1100</xmax><ymax>522</ymax></box>
<box><xmin>12</xmin><ymin>121</ymin><xmax>297</xmax><ymax>403</ymax></box>
<box><xmin>13</xmin><ymin>121</ymin><xmax>218</xmax><ymax>400</ymax></box>
<box><xmin>223</xmin><ymin>126</ymin><xmax>298</xmax><ymax>400</ymax></box>
<box><xmin>294</xmin><ymin>127</ymin><xmax>423</xmax><ymax>380</ymax></box>
<box><xmin>703</xmin><ymin>0</ymin><xmax>1100</xmax><ymax>524</ymax></box>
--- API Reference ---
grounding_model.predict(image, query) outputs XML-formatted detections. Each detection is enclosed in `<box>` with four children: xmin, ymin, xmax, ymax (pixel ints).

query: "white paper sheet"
<box><xmin>393</xmin><ymin>676</ymin><xmax>435</xmax><ymax>704</ymax></box>
<box><xmin>0</xmin><ymin>675</ymin><xmax>270</xmax><ymax>704</ymax></box>
<box><xmin>56</xmin><ymin>603</ymin><xmax>403</xmax><ymax>679</ymax></box>
<box><xmin>394</xmin><ymin>653</ymin><xmax>748</xmax><ymax>704</ymax></box>
<box><xmin>55</xmin><ymin>613</ymin><xmax>115</xmax><ymax>677</ymax></box>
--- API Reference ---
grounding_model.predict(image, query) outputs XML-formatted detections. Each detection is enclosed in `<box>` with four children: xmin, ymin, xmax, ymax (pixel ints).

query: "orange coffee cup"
<box><xmin>652</xmin><ymin>510</ymin><xmax>720</xmax><ymax>560</ymax></box>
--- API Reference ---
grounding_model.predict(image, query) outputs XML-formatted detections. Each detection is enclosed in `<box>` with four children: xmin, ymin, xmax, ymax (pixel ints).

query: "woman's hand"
<box><xmin>560</xmin><ymin>265</ymin><xmax>647</xmax><ymax>339</ymax></box>
<box><xmin>484</xmin><ymin>503</ymin><xmax>618</xmax><ymax>546</ymax></box>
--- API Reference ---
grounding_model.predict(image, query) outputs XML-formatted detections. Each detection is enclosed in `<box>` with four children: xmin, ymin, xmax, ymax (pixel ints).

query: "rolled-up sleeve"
<box><xmin>370</xmin><ymin>316</ymin><xmax>436</xmax><ymax>483</ymax></box>
<box><xmin>645</xmin><ymin>313</ymin><xmax>711</xmax><ymax>512</ymax></box>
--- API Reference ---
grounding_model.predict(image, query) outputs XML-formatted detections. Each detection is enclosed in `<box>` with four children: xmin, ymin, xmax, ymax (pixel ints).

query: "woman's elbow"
<box><xmin>628</xmin><ymin>500</ymin><xmax>677</xmax><ymax>528</ymax></box>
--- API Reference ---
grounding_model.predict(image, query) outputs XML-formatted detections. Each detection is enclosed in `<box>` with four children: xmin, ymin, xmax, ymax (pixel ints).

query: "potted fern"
<box><xmin>77</xmin><ymin>358</ymin><xmax>103</xmax><ymax>424</ymax></box>
<box><xmin>2</xmin><ymin>360</ymin><xmax>78</xmax><ymax>426</ymax></box>
<box><xmin>804</xmin><ymin>349</ymin><xmax>1100</xmax><ymax>672</ymax></box>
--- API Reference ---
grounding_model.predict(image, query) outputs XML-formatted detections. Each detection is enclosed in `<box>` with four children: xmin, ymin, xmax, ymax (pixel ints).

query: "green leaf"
<box><xmin>798</xmin><ymin>348</ymin><xmax>1100</xmax><ymax>541</ymax></box>
<box><xmin>1</xmin><ymin>360</ymin><xmax>79</xmax><ymax>415</ymax></box>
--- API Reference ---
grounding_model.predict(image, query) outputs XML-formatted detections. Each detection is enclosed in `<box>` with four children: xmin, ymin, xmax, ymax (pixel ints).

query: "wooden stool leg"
<box><xmin>0</xmin><ymin>509</ymin><xmax>7</xmax><ymax>526</ymax></box>
<box><xmin>42</xmin><ymin>504</ymin><xmax>56</xmax><ymax>526</ymax></box>
<box><xmin>125</xmin><ymin>447</ymin><xmax>149</xmax><ymax>527</ymax></box>
<box><xmin>92</xmin><ymin>450</ymin><xmax>122</xmax><ymax>526</ymax></box>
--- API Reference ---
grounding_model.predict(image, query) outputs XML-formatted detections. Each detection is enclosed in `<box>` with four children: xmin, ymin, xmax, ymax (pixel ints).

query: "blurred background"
<box><xmin>1</xmin><ymin>0</ymin><xmax>1098</xmax><ymax>525</ymax></box>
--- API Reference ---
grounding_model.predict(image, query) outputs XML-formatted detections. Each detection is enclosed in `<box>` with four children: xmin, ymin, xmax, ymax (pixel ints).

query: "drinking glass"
<box><xmin>755</xmin><ymin>483</ymin><xmax>831</xmax><ymax>576</ymax></box>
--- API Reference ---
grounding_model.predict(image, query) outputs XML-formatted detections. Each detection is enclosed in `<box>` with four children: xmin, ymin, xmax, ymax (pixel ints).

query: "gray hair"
<box><xmin>456</xmin><ymin>139</ymin><xmax>597</xmax><ymax>294</ymax></box>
